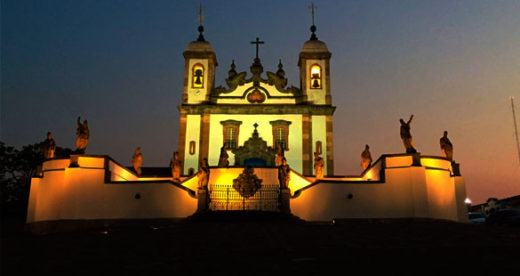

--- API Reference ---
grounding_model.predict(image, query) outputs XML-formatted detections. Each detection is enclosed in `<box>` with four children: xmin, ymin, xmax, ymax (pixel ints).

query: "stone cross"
<box><xmin>250</xmin><ymin>37</ymin><xmax>264</xmax><ymax>60</ymax></box>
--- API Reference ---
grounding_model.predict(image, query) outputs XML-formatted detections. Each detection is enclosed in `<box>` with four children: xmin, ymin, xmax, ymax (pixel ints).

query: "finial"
<box><xmin>309</xmin><ymin>3</ymin><xmax>318</xmax><ymax>40</ymax></box>
<box><xmin>197</xmin><ymin>3</ymin><xmax>205</xmax><ymax>41</ymax></box>
<box><xmin>253</xmin><ymin>123</ymin><xmax>259</xmax><ymax>138</ymax></box>
<box><xmin>231</xmin><ymin>59</ymin><xmax>236</xmax><ymax>70</ymax></box>
<box><xmin>278</xmin><ymin>59</ymin><xmax>283</xmax><ymax>69</ymax></box>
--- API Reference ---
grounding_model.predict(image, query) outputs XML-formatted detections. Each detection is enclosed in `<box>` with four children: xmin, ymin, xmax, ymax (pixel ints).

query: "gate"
<box><xmin>209</xmin><ymin>184</ymin><xmax>280</xmax><ymax>211</ymax></box>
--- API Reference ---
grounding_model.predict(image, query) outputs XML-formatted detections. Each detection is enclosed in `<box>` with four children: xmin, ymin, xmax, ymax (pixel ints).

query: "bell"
<box><xmin>312</xmin><ymin>79</ymin><xmax>320</xmax><ymax>88</ymax></box>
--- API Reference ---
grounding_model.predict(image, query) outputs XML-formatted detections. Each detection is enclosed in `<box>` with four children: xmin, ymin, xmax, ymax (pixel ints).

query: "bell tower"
<box><xmin>182</xmin><ymin>7</ymin><xmax>217</xmax><ymax>104</ymax></box>
<box><xmin>298</xmin><ymin>4</ymin><xmax>331</xmax><ymax>105</ymax></box>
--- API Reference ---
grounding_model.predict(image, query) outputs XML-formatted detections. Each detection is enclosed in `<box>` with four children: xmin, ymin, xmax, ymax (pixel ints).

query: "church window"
<box><xmin>316</xmin><ymin>141</ymin><xmax>322</xmax><ymax>155</ymax></box>
<box><xmin>224</xmin><ymin>127</ymin><xmax>238</xmax><ymax>149</ymax></box>
<box><xmin>270</xmin><ymin>120</ymin><xmax>292</xmax><ymax>150</ymax></box>
<box><xmin>220</xmin><ymin>120</ymin><xmax>242</xmax><ymax>150</ymax></box>
<box><xmin>310</xmin><ymin>64</ymin><xmax>322</xmax><ymax>89</ymax></box>
<box><xmin>192</xmin><ymin>64</ymin><xmax>204</xmax><ymax>88</ymax></box>
<box><xmin>189</xmin><ymin>141</ymin><xmax>196</xmax><ymax>155</ymax></box>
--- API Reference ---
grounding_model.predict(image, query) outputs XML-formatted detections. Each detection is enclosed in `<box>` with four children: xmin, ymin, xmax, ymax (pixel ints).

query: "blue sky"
<box><xmin>2</xmin><ymin>0</ymin><xmax>520</xmax><ymax>203</ymax></box>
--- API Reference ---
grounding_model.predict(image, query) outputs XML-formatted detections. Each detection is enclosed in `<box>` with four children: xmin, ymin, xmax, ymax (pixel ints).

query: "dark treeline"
<box><xmin>0</xmin><ymin>141</ymin><xmax>72</xmax><ymax>218</ymax></box>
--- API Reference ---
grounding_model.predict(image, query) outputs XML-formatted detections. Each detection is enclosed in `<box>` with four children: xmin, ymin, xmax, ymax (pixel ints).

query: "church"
<box><xmin>25</xmin><ymin>15</ymin><xmax>469</xmax><ymax>233</ymax></box>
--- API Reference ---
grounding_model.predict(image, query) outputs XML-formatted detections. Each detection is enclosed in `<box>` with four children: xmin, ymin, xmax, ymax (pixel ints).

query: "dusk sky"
<box><xmin>2</xmin><ymin>0</ymin><xmax>519</xmax><ymax>204</ymax></box>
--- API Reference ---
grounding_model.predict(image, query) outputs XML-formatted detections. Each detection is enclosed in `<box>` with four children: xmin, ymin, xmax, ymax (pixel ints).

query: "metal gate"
<box><xmin>209</xmin><ymin>184</ymin><xmax>280</xmax><ymax>211</ymax></box>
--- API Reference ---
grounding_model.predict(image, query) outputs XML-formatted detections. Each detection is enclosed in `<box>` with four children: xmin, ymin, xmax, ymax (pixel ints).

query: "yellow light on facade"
<box><xmin>310</xmin><ymin>65</ymin><xmax>321</xmax><ymax>89</ymax></box>
<box><xmin>192</xmin><ymin>64</ymin><xmax>204</xmax><ymax>88</ymax></box>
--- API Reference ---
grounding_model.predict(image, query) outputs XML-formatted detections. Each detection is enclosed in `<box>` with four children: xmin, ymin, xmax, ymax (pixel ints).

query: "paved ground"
<box><xmin>2</xmin><ymin>213</ymin><xmax>520</xmax><ymax>275</ymax></box>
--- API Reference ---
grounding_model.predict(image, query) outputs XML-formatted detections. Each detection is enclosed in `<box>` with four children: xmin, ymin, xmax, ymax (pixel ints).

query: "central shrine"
<box><xmin>25</xmin><ymin>10</ymin><xmax>469</xmax><ymax>233</ymax></box>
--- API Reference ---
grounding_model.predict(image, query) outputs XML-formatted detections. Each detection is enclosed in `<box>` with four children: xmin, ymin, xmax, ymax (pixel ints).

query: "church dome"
<box><xmin>185</xmin><ymin>40</ymin><xmax>214</xmax><ymax>52</ymax></box>
<box><xmin>301</xmin><ymin>39</ymin><xmax>329</xmax><ymax>53</ymax></box>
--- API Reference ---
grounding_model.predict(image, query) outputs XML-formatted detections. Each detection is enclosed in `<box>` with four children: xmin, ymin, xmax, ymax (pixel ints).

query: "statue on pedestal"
<box><xmin>218</xmin><ymin>143</ymin><xmax>229</xmax><ymax>168</ymax></box>
<box><xmin>275</xmin><ymin>145</ymin><xmax>284</xmax><ymax>167</ymax></box>
<box><xmin>170</xmin><ymin>151</ymin><xmax>182</xmax><ymax>180</ymax></box>
<box><xmin>440</xmin><ymin>131</ymin><xmax>453</xmax><ymax>161</ymax></box>
<box><xmin>314</xmin><ymin>152</ymin><xmax>324</xmax><ymax>179</ymax></box>
<box><xmin>400</xmin><ymin>115</ymin><xmax>417</xmax><ymax>153</ymax></box>
<box><xmin>75</xmin><ymin>116</ymin><xmax>89</xmax><ymax>153</ymax></box>
<box><xmin>360</xmin><ymin>144</ymin><xmax>372</xmax><ymax>171</ymax></box>
<box><xmin>278</xmin><ymin>157</ymin><xmax>290</xmax><ymax>189</ymax></box>
<box><xmin>132</xmin><ymin>147</ymin><xmax>143</xmax><ymax>176</ymax></box>
<box><xmin>197</xmin><ymin>158</ymin><xmax>210</xmax><ymax>189</ymax></box>
<box><xmin>41</xmin><ymin>132</ymin><xmax>56</xmax><ymax>159</ymax></box>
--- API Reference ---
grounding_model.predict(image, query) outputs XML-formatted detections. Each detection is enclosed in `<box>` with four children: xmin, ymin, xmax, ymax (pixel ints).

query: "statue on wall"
<box><xmin>218</xmin><ymin>143</ymin><xmax>229</xmax><ymax>168</ymax></box>
<box><xmin>399</xmin><ymin>115</ymin><xmax>417</xmax><ymax>153</ymax></box>
<box><xmin>41</xmin><ymin>132</ymin><xmax>56</xmax><ymax>159</ymax></box>
<box><xmin>278</xmin><ymin>157</ymin><xmax>290</xmax><ymax>189</ymax></box>
<box><xmin>197</xmin><ymin>158</ymin><xmax>210</xmax><ymax>189</ymax></box>
<box><xmin>314</xmin><ymin>151</ymin><xmax>324</xmax><ymax>179</ymax></box>
<box><xmin>132</xmin><ymin>147</ymin><xmax>143</xmax><ymax>176</ymax></box>
<box><xmin>275</xmin><ymin>144</ymin><xmax>285</xmax><ymax>167</ymax></box>
<box><xmin>170</xmin><ymin>151</ymin><xmax>182</xmax><ymax>180</ymax></box>
<box><xmin>440</xmin><ymin>130</ymin><xmax>454</xmax><ymax>160</ymax></box>
<box><xmin>75</xmin><ymin>116</ymin><xmax>89</xmax><ymax>153</ymax></box>
<box><xmin>360</xmin><ymin>144</ymin><xmax>372</xmax><ymax>171</ymax></box>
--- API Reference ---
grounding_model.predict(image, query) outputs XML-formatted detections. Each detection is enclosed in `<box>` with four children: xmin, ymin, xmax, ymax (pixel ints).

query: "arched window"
<box><xmin>220</xmin><ymin>120</ymin><xmax>242</xmax><ymax>150</ymax></box>
<box><xmin>270</xmin><ymin>120</ymin><xmax>292</xmax><ymax>150</ymax></box>
<box><xmin>310</xmin><ymin>64</ymin><xmax>322</xmax><ymax>89</ymax></box>
<box><xmin>316</xmin><ymin>141</ymin><xmax>322</xmax><ymax>155</ymax></box>
<box><xmin>224</xmin><ymin>126</ymin><xmax>238</xmax><ymax>149</ymax></box>
<box><xmin>192</xmin><ymin>64</ymin><xmax>204</xmax><ymax>88</ymax></box>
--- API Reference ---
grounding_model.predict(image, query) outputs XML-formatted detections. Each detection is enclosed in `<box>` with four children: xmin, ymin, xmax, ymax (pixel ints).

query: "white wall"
<box><xmin>291</xmin><ymin>156</ymin><xmax>467</xmax><ymax>222</ymax></box>
<box><xmin>27</xmin><ymin>156</ymin><xmax>197</xmax><ymax>223</ymax></box>
<box><xmin>311</xmin><ymin>115</ymin><xmax>327</xmax><ymax>174</ymax></box>
<box><xmin>187</xmin><ymin>59</ymin><xmax>209</xmax><ymax>104</ymax></box>
<box><xmin>304</xmin><ymin>59</ymin><xmax>327</xmax><ymax>105</ymax></box>
<box><xmin>184</xmin><ymin>114</ymin><xmax>201</xmax><ymax>175</ymax></box>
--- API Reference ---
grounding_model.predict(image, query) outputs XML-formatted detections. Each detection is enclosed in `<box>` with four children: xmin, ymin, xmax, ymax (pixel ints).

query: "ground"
<box><xmin>2</xmin><ymin>212</ymin><xmax>520</xmax><ymax>275</ymax></box>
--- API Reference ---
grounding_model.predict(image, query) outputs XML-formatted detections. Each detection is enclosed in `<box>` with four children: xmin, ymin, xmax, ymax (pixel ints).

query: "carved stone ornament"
<box><xmin>232</xmin><ymin>167</ymin><xmax>263</xmax><ymax>198</ymax></box>
<box><xmin>232</xmin><ymin>124</ymin><xmax>277</xmax><ymax>167</ymax></box>
<box><xmin>247</xmin><ymin>89</ymin><xmax>266</xmax><ymax>103</ymax></box>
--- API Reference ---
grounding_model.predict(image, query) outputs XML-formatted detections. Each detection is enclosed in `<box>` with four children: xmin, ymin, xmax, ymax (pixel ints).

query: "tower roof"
<box><xmin>185</xmin><ymin>40</ymin><xmax>214</xmax><ymax>52</ymax></box>
<box><xmin>301</xmin><ymin>39</ymin><xmax>329</xmax><ymax>53</ymax></box>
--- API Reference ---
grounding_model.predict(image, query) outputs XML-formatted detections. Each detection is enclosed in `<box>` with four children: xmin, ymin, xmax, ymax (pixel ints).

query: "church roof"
<box><xmin>301</xmin><ymin>39</ymin><xmax>329</xmax><ymax>53</ymax></box>
<box><xmin>185</xmin><ymin>40</ymin><xmax>214</xmax><ymax>52</ymax></box>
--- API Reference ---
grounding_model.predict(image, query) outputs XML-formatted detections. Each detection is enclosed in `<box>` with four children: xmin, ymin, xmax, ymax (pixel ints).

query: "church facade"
<box><xmin>178</xmin><ymin>33</ymin><xmax>334</xmax><ymax>177</ymax></box>
<box><xmin>25</xmin><ymin>21</ymin><xmax>469</xmax><ymax>233</ymax></box>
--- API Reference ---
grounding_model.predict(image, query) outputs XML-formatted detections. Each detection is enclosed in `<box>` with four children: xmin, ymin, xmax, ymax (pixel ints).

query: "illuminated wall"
<box><xmin>186</xmin><ymin>59</ymin><xmax>209</xmax><ymax>104</ymax></box>
<box><xmin>303</xmin><ymin>59</ymin><xmax>327</xmax><ymax>105</ymax></box>
<box><xmin>291</xmin><ymin>155</ymin><xmax>468</xmax><ymax>222</ymax></box>
<box><xmin>311</xmin><ymin>115</ymin><xmax>327</xmax><ymax>174</ymax></box>
<box><xmin>183</xmin><ymin>114</ymin><xmax>201</xmax><ymax>175</ymax></box>
<box><xmin>26</xmin><ymin>156</ymin><xmax>197</xmax><ymax>224</ymax></box>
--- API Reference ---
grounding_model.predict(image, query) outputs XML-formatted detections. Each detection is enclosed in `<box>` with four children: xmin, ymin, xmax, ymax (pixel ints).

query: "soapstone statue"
<box><xmin>132</xmin><ymin>147</ymin><xmax>143</xmax><ymax>176</ymax></box>
<box><xmin>400</xmin><ymin>115</ymin><xmax>417</xmax><ymax>153</ymax></box>
<box><xmin>360</xmin><ymin>144</ymin><xmax>372</xmax><ymax>171</ymax></box>
<box><xmin>41</xmin><ymin>132</ymin><xmax>56</xmax><ymax>159</ymax></box>
<box><xmin>440</xmin><ymin>130</ymin><xmax>453</xmax><ymax>160</ymax></box>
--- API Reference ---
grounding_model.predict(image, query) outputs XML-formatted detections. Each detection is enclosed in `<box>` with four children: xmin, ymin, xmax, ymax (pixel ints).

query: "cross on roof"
<box><xmin>310</xmin><ymin>3</ymin><xmax>316</xmax><ymax>26</ymax></box>
<box><xmin>250</xmin><ymin>37</ymin><xmax>264</xmax><ymax>60</ymax></box>
<box><xmin>198</xmin><ymin>3</ymin><xmax>204</xmax><ymax>26</ymax></box>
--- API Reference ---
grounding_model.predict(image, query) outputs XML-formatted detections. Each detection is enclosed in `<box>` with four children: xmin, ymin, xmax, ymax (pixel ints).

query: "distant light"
<box><xmin>464</xmin><ymin>198</ymin><xmax>472</xmax><ymax>205</ymax></box>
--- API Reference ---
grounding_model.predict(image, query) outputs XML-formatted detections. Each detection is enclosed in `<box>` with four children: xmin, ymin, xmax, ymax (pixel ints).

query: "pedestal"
<box><xmin>451</xmin><ymin>162</ymin><xmax>461</xmax><ymax>176</ymax></box>
<box><xmin>280</xmin><ymin>188</ymin><xmax>291</xmax><ymax>214</ymax></box>
<box><xmin>197</xmin><ymin>187</ymin><xmax>209</xmax><ymax>212</ymax></box>
<box><xmin>69</xmin><ymin>155</ymin><xmax>80</xmax><ymax>168</ymax></box>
